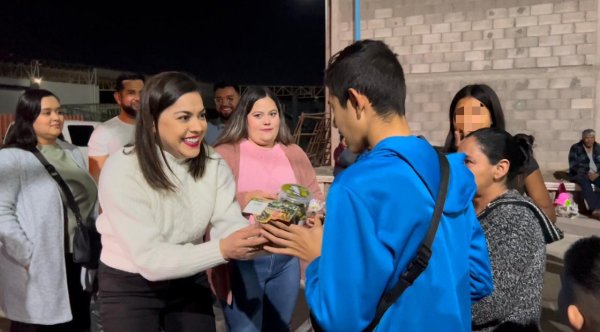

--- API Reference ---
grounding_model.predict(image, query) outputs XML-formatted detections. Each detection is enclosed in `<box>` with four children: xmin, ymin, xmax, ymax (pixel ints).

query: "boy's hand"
<box><xmin>260</xmin><ymin>216</ymin><xmax>323</xmax><ymax>263</ymax></box>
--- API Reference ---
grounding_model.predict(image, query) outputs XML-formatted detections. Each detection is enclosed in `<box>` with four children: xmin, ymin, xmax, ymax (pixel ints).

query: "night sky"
<box><xmin>0</xmin><ymin>1</ymin><xmax>325</xmax><ymax>85</ymax></box>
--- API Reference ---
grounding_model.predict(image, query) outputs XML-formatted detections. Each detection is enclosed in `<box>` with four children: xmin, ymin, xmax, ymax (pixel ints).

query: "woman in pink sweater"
<box><xmin>215</xmin><ymin>86</ymin><xmax>323</xmax><ymax>331</ymax></box>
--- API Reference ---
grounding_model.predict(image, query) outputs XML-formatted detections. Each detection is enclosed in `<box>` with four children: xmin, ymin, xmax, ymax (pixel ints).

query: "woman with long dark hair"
<box><xmin>0</xmin><ymin>89</ymin><xmax>97</xmax><ymax>331</ymax></box>
<box><xmin>214</xmin><ymin>86</ymin><xmax>323</xmax><ymax>331</ymax></box>
<box><xmin>95</xmin><ymin>72</ymin><xmax>267</xmax><ymax>332</ymax></box>
<box><xmin>444</xmin><ymin>84</ymin><xmax>556</xmax><ymax>222</ymax></box>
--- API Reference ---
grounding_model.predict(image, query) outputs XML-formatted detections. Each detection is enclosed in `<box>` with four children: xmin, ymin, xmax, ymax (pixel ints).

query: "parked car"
<box><xmin>3</xmin><ymin>120</ymin><xmax>100</xmax><ymax>168</ymax></box>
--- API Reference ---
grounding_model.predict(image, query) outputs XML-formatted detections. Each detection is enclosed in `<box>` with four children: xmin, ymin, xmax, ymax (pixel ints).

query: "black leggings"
<box><xmin>98</xmin><ymin>262</ymin><xmax>215</xmax><ymax>332</ymax></box>
<box><xmin>10</xmin><ymin>255</ymin><xmax>91</xmax><ymax>332</ymax></box>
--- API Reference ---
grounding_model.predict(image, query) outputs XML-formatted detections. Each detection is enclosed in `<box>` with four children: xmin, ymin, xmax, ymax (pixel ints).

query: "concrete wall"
<box><xmin>330</xmin><ymin>0</ymin><xmax>599</xmax><ymax>172</ymax></box>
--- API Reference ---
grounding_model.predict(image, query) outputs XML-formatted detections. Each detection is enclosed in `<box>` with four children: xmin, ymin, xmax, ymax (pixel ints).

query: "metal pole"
<box><xmin>354</xmin><ymin>0</ymin><xmax>360</xmax><ymax>40</ymax></box>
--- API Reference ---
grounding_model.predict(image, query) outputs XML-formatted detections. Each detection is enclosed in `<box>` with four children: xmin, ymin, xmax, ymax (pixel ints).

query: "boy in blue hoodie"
<box><xmin>261</xmin><ymin>39</ymin><xmax>493</xmax><ymax>331</ymax></box>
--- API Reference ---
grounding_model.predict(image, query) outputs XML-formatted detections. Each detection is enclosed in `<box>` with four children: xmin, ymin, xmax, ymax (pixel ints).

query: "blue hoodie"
<box><xmin>305</xmin><ymin>136</ymin><xmax>493</xmax><ymax>332</ymax></box>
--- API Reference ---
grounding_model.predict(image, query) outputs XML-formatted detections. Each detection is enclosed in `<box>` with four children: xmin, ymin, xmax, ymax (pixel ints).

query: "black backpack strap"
<box><xmin>31</xmin><ymin>149</ymin><xmax>84</xmax><ymax>227</ymax></box>
<box><xmin>364</xmin><ymin>149</ymin><xmax>450</xmax><ymax>332</ymax></box>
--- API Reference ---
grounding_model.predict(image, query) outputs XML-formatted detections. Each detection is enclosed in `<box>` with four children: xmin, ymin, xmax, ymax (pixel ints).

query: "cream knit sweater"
<box><xmin>97</xmin><ymin>147</ymin><xmax>247</xmax><ymax>281</ymax></box>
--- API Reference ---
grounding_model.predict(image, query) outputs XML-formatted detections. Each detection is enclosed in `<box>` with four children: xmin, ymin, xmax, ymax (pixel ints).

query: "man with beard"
<box><xmin>204</xmin><ymin>81</ymin><xmax>240</xmax><ymax>145</ymax></box>
<box><xmin>88</xmin><ymin>73</ymin><xmax>145</xmax><ymax>182</ymax></box>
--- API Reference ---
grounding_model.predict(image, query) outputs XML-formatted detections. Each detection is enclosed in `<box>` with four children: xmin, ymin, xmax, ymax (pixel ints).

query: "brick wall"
<box><xmin>330</xmin><ymin>0</ymin><xmax>598</xmax><ymax>172</ymax></box>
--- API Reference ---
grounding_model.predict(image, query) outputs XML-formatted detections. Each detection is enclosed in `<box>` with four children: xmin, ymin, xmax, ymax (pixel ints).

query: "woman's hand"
<box><xmin>260</xmin><ymin>215</ymin><xmax>324</xmax><ymax>263</ymax></box>
<box><xmin>219</xmin><ymin>224</ymin><xmax>269</xmax><ymax>261</ymax></box>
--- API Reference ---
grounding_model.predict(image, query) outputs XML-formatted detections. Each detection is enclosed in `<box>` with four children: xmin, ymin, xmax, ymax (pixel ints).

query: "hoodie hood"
<box><xmin>374</xmin><ymin>136</ymin><xmax>476</xmax><ymax>215</ymax></box>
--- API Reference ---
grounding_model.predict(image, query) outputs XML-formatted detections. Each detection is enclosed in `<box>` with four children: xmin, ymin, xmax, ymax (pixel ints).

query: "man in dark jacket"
<box><xmin>569</xmin><ymin>129</ymin><xmax>600</xmax><ymax>217</ymax></box>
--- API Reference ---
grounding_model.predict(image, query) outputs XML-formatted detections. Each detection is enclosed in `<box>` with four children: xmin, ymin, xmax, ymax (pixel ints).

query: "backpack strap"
<box><xmin>363</xmin><ymin>149</ymin><xmax>450</xmax><ymax>331</ymax></box>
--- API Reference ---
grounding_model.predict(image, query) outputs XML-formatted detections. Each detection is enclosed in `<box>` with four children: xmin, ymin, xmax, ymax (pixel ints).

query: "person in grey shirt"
<box><xmin>0</xmin><ymin>89</ymin><xmax>98</xmax><ymax>331</ymax></box>
<box><xmin>459</xmin><ymin>127</ymin><xmax>546</xmax><ymax>332</ymax></box>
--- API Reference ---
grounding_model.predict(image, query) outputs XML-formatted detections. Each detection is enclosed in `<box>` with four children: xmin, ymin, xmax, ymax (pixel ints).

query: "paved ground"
<box><xmin>2</xmin><ymin>215</ymin><xmax>598</xmax><ymax>332</ymax></box>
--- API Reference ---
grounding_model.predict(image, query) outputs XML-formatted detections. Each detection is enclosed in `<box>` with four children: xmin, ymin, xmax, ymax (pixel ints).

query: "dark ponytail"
<box><xmin>467</xmin><ymin>128</ymin><xmax>534</xmax><ymax>188</ymax></box>
<box><xmin>513</xmin><ymin>133</ymin><xmax>534</xmax><ymax>173</ymax></box>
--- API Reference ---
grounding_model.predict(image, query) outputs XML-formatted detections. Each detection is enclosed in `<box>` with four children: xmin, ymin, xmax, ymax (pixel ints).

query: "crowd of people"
<box><xmin>1</xmin><ymin>39</ymin><xmax>599</xmax><ymax>332</ymax></box>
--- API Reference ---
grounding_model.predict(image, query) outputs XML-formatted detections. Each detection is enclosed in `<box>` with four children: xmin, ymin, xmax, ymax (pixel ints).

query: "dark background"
<box><xmin>0</xmin><ymin>1</ymin><xmax>326</xmax><ymax>85</ymax></box>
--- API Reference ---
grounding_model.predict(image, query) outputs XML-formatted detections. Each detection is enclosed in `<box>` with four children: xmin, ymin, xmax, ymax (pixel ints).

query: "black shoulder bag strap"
<box><xmin>31</xmin><ymin>149</ymin><xmax>84</xmax><ymax>227</ymax></box>
<box><xmin>363</xmin><ymin>149</ymin><xmax>450</xmax><ymax>332</ymax></box>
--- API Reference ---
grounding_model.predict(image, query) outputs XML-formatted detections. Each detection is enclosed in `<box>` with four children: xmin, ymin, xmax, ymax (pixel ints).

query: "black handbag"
<box><xmin>311</xmin><ymin>149</ymin><xmax>450</xmax><ymax>332</ymax></box>
<box><xmin>32</xmin><ymin>149</ymin><xmax>101</xmax><ymax>269</ymax></box>
<box><xmin>478</xmin><ymin>196</ymin><xmax>564</xmax><ymax>244</ymax></box>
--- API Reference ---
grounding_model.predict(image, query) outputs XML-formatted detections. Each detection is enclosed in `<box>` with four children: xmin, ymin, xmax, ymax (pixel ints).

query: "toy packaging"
<box><xmin>554</xmin><ymin>183</ymin><xmax>579</xmax><ymax>218</ymax></box>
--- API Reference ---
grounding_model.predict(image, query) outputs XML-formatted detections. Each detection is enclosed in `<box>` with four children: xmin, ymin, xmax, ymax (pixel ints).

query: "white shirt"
<box><xmin>96</xmin><ymin>147</ymin><xmax>247</xmax><ymax>281</ymax></box>
<box><xmin>88</xmin><ymin>116</ymin><xmax>135</xmax><ymax>157</ymax></box>
<box><xmin>587</xmin><ymin>149</ymin><xmax>597</xmax><ymax>173</ymax></box>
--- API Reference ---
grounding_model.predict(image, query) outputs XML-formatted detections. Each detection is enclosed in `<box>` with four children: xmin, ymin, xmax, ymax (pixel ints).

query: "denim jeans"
<box><xmin>572</xmin><ymin>173</ymin><xmax>600</xmax><ymax>210</ymax></box>
<box><xmin>223</xmin><ymin>254</ymin><xmax>300</xmax><ymax>332</ymax></box>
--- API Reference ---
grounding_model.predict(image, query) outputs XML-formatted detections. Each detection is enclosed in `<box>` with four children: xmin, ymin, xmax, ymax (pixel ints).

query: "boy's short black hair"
<box><xmin>564</xmin><ymin>236</ymin><xmax>600</xmax><ymax>297</ymax></box>
<box><xmin>563</xmin><ymin>236</ymin><xmax>600</xmax><ymax>329</ymax></box>
<box><xmin>325</xmin><ymin>39</ymin><xmax>406</xmax><ymax>117</ymax></box>
<box><xmin>213</xmin><ymin>81</ymin><xmax>241</xmax><ymax>94</ymax></box>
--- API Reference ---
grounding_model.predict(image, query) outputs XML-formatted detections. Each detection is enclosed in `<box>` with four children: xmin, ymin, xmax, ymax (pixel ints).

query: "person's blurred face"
<box><xmin>458</xmin><ymin>136</ymin><xmax>497</xmax><ymax>197</ymax></box>
<box><xmin>214</xmin><ymin>87</ymin><xmax>240</xmax><ymax>121</ymax></box>
<box><xmin>115</xmin><ymin>79</ymin><xmax>144</xmax><ymax>118</ymax></box>
<box><xmin>454</xmin><ymin>97</ymin><xmax>493</xmax><ymax>139</ymax></box>
<box><xmin>33</xmin><ymin>96</ymin><xmax>64</xmax><ymax>145</ymax></box>
<box><xmin>157</xmin><ymin>92</ymin><xmax>206</xmax><ymax>159</ymax></box>
<box><xmin>329</xmin><ymin>94</ymin><xmax>367</xmax><ymax>154</ymax></box>
<box><xmin>583</xmin><ymin>134</ymin><xmax>595</xmax><ymax>149</ymax></box>
<box><xmin>246</xmin><ymin>96</ymin><xmax>280</xmax><ymax>147</ymax></box>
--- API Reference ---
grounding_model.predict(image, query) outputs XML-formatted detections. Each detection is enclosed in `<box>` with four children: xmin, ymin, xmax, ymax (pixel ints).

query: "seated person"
<box><xmin>333</xmin><ymin>135</ymin><xmax>357</xmax><ymax>176</ymax></box>
<box><xmin>569</xmin><ymin>129</ymin><xmax>600</xmax><ymax>217</ymax></box>
<box><xmin>558</xmin><ymin>236</ymin><xmax>600</xmax><ymax>331</ymax></box>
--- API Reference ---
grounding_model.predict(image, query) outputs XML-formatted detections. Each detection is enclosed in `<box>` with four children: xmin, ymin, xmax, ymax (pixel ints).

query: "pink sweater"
<box><xmin>211</xmin><ymin>141</ymin><xmax>323</xmax><ymax>303</ymax></box>
<box><xmin>215</xmin><ymin>141</ymin><xmax>324</xmax><ymax>207</ymax></box>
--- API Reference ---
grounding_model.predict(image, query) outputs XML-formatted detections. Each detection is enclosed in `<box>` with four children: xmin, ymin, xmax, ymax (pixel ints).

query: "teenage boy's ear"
<box><xmin>347</xmin><ymin>88</ymin><xmax>369</xmax><ymax>119</ymax></box>
<box><xmin>567</xmin><ymin>304</ymin><xmax>584</xmax><ymax>331</ymax></box>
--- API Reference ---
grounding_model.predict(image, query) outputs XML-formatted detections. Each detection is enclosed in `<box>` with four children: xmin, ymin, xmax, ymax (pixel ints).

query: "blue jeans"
<box><xmin>572</xmin><ymin>173</ymin><xmax>600</xmax><ymax>210</ymax></box>
<box><xmin>223</xmin><ymin>254</ymin><xmax>300</xmax><ymax>332</ymax></box>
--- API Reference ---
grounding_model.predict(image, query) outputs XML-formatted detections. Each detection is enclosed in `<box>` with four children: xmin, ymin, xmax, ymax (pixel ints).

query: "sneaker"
<box><xmin>592</xmin><ymin>209</ymin><xmax>600</xmax><ymax>219</ymax></box>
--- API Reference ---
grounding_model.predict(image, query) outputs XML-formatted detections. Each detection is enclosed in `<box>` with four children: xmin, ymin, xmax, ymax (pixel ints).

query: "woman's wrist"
<box><xmin>219</xmin><ymin>239</ymin><xmax>230</xmax><ymax>261</ymax></box>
